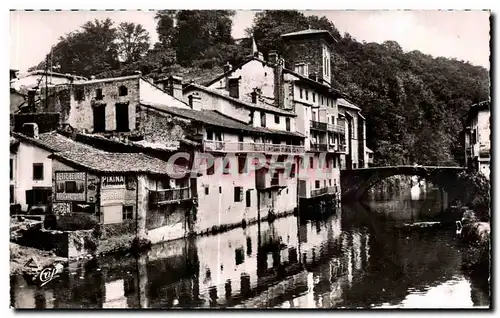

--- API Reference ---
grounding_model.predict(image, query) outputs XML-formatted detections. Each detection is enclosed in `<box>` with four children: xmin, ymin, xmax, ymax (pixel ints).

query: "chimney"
<box><xmin>251</xmin><ymin>90</ymin><xmax>258</xmax><ymax>104</ymax></box>
<box><xmin>268</xmin><ymin>50</ymin><xmax>278</xmax><ymax>64</ymax></box>
<box><xmin>22</xmin><ymin>123</ymin><xmax>39</xmax><ymax>139</ymax></box>
<box><xmin>228</xmin><ymin>77</ymin><xmax>240</xmax><ymax>99</ymax></box>
<box><xmin>188</xmin><ymin>93</ymin><xmax>202</xmax><ymax>111</ymax></box>
<box><xmin>167</xmin><ymin>75</ymin><xmax>183</xmax><ymax>100</ymax></box>
<box><xmin>274</xmin><ymin>58</ymin><xmax>285</xmax><ymax>108</ymax></box>
<box><xmin>223</xmin><ymin>62</ymin><xmax>232</xmax><ymax>73</ymax></box>
<box><xmin>90</xmin><ymin>75</ymin><xmax>96</xmax><ymax>80</ymax></box>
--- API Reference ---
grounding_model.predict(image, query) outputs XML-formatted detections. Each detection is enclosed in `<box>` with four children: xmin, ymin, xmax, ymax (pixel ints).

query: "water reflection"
<box><xmin>11</xmin><ymin>190</ymin><xmax>489</xmax><ymax>309</ymax></box>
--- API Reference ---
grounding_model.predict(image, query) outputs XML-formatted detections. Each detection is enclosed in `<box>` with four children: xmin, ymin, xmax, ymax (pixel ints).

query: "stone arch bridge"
<box><xmin>340</xmin><ymin>165</ymin><xmax>465</xmax><ymax>202</ymax></box>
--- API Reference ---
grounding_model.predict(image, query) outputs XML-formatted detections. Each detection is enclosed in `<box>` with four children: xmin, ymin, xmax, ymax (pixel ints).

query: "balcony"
<box><xmin>311</xmin><ymin>186</ymin><xmax>337</xmax><ymax>198</ymax></box>
<box><xmin>149</xmin><ymin>187</ymin><xmax>191</xmax><ymax>205</ymax></box>
<box><xmin>310</xmin><ymin>121</ymin><xmax>327</xmax><ymax>131</ymax></box>
<box><xmin>327</xmin><ymin>143</ymin><xmax>346</xmax><ymax>153</ymax></box>
<box><xmin>310</xmin><ymin>143</ymin><xmax>327</xmax><ymax>152</ymax></box>
<box><xmin>203</xmin><ymin>140</ymin><xmax>305</xmax><ymax>154</ymax></box>
<box><xmin>327</xmin><ymin>123</ymin><xmax>346</xmax><ymax>135</ymax></box>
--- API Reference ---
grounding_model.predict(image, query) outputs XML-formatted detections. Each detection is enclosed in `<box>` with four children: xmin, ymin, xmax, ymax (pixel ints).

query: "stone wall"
<box><xmin>135</xmin><ymin>105</ymin><xmax>189</xmax><ymax>145</ymax></box>
<box><xmin>282</xmin><ymin>38</ymin><xmax>329</xmax><ymax>82</ymax></box>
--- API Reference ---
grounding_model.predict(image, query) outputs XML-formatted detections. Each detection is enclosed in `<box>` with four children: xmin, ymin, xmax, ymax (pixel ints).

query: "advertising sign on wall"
<box><xmin>55</xmin><ymin>171</ymin><xmax>87</xmax><ymax>202</ymax></box>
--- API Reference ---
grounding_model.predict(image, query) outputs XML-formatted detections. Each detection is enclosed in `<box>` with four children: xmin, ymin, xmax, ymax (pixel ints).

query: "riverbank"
<box><xmin>10</xmin><ymin>243</ymin><xmax>67</xmax><ymax>275</ymax></box>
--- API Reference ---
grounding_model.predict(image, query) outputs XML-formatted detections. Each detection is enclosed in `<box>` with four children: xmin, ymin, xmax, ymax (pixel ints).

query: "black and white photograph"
<box><xmin>8</xmin><ymin>8</ymin><xmax>491</xmax><ymax>309</ymax></box>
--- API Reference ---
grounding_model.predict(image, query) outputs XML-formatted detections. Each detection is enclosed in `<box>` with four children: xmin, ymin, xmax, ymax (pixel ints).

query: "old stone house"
<box><xmin>464</xmin><ymin>100</ymin><xmax>490</xmax><ymax>179</ymax></box>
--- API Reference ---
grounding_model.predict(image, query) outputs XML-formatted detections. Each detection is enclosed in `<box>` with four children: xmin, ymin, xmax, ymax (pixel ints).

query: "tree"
<box><xmin>155</xmin><ymin>10</ymin><xmax>177</xmax><ymax>48</ymax></box>
<box><xmin>116</xmin><ymin>22</ymin><xmax>151</xmax><ymax>63</ymax></box>
<box><xmin>31</xmin><ymin>18</ymin><xmax>119</xmax><ymax>77</ymax></box>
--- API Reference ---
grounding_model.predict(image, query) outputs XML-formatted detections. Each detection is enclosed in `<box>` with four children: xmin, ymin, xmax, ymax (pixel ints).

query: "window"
<box><xmin>122</xmin><ymin>205</ymin><xmax>133</xmax><ymax>220</ymax></box>
<box><xmin>234</xmin><ymin>187</ymin><xmax>243</xmax><ymax>202</ymax></box>
<box><xmin>286</xmin><ymin>118</ymin><xmax>291</xmax><ymax>131</ymax></box>
<box><xmin>204</xmin><ymin>186</ymin><xmax>209</xmax><ymax>195</ymax></box>
<box><xmin>75</xmin><ymin>88</ymin><xmax>85</xmax><ymax>101</ymax></box>
<box><xmin>309</xmin><ymin>157</ymin><xmax>314</xmax><ymax>169</ymax></box>
<box><xmin>115</xmin><ymin>103</ymin><xmax>129</xmax><ymax>132</ymax></box>
<box><xmin>95</xmin><ymin>88</ymin><xmax>103</xmax><ymax>100</ymax></box>
<box><xmin>313</xmin><ymin>93</ymin><xmax>316</xmax><ymax>103</ymax></box>
<box><xmin>274</xmin><ymin>115</ymin><xmax>280</xmax><ymax>124</ymax></box>
<box><xmin>93</xmin><ymin>105</ymin><xmax>106</xmax><ymax>132</ymax></box>
<box><xmin>290</xmin><ymin>163</ymin><xmax>296</xmax><ymax>178</ymax></box>
<box><xmin>329</xmin><ymin>179</ymin><xmax>332</xmax><ymax>186</ymax></box>
<box><xmin>238</xmin><ymin>156</ymin><xmax>247</xmax><ymax>174</ymax></box>
<box><xmin>207</xmin><ymin>158</ymin><xmax>215</xmax><ymax>175</ymax></box>
<box><xmin>65</xmin><ymin>181</ymin><xmax>76</xmax><ymax>193</ymax></box>
<box><xmin>321</xmin><ymin>96</ymin><xmax>324</xmax><ymax>105</ymax></box>
<box><xmin>32</xmin><ymin>163</ymin><xmax>43</xmax><ymax>180</ymax></box>
<box><xmin>10</xmin><ymin>159</ymin><xmax>13</xmax><ymax>180</ymax></box>
<box><xmin>324</xmin><ymin>180</ymin><xmax>327</xmax><ymax>187</ymax></box>
<box><xmin>353</xmin><ymin>163</ymin><xmax>357</xmax><ymax>169</ymax></box>
<box><xmin>315</xmin><ymin>180</ymin><xmax>320</xmax><ymax>189</ymax></box>
<box><xmin>300</xmin><ymin>89</ymin><xmax>303</xmax><ymax>99</ymax></box>
<box><xmin>206</xmin><ymin>130</ymin><xmax>214</xmax><ymax>140</ymax></box>
<box><xmin>260</xmin><ymin>112</ymin><xmax>266</xmax><ymax>127</ymax></box>
<box><xmin>326</xmin><ymin>160</ymin><xmax>330</xmax><ymax>169</ymax></box>
<box><xmin>305</xmin><ymin>90</ymin><xmax>309</xmax><ymax>101</ymax></box>
<box><xmin>10</xmin><ymin>185</ymin><xmax>14</xmax><ymax>204</ymax></box>
<box><xmin>268</xmin><ymin>192</ymin><xmax>271</xmax><ymax>199</ymax></box>
<box><xmin>118</xmin><ymin>85</ymin><xmax>128</xmax><ymax>96</ymax></box>
<box><xmin>223</xmin><ymin>158</ymin><xmax>231</xmax><ymax>174</ymax></box>
<box><xmin>246</xmin><ymin>190</ymin><xmax>251</xmax><ymax>207</ymax></box>
<box><xmin>333</xmin><ymin>157</ymin><xmax>337</xmax><ymax>168</ymax></box>
<box><xmin>219</xmin><ymin>186</ymin><xmax>222</xmax><ymax>194</ymax></box>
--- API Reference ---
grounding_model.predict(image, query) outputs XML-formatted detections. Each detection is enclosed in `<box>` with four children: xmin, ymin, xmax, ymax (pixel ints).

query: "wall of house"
<box><xmin>297</xmin><ymin>154</ymin><xmax>338</xmax><ymax>199</ymax></box>
<box><xmin>189</xmin><ymin>88</ymin><xmax>252</xmax><ymax>123</ymax></box>
<box><xmin>10</xmin><ymin>152</ymin><xmax>17</xmax><ymax>204</ymax></box>
<box><xmin>341</xmin><ymin>107</ymin><xmax>360</xmax><ymax>169</ymax></box>
<box><xmin>67</xmin><ymin>77</ymin><xmax>140</xmax><ymax>133</ymax></box>
<box><xmin>10</xmin><ymin>92</ymin><xmax>25</xmax><ymax>113</ymax></box>
<box><xmin>194</xmin><ymin>153</ymin><xmax>259</xmax><ymax>233</ymax></box>
<box><xmin>136</xmin><ymin>105</ymin><xmax>189</xmax><ymax>146</ymax></box>
<box><xmin>15</xmin><ymin>142</ymin><xmax>53</xmax><ymax>211</ymax></box>
<box><xmin>282</xmin><ymin>38</ymin><xmax>332</xmax><ymax>84</ymax></box>
<box><xmin>252</xmin><ymin>111</ymin><xmax>295</xmax><ymax>132</ymax></box>
<box><xmin>139</xmin><ymin>79</ymin><xmax>190</xmax><ymax>109</ymax></box>
<box><xmin>207</xmin><ymin>59</ymin><xmax>276</xmax><ymax>104</ymax></box>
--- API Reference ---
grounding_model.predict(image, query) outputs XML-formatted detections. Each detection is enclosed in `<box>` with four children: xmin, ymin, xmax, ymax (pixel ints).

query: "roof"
<box><xmin>11</xmin><ymin>131</ymin><xmax>98</xmax><ymax>154</ymax></box>
<box><xmin>50</xmin><ymin>149</ymin><xmax>186</xmax><ymax>176</ymax></box>
<box><xmin>184</xmin><ymin>83</ymin><xmax>297</xmax><ymax>116</ymax></box>
<box><xmin>337</xmin><ymin>98</ymin><xmax>362</xmax><ymax>111</ymax></box>
<box><xmin>283</xmin><ymin>68</ymin><xmax>346</xmax><ymax>98</ymax></box>
<box><xmin>281</xmin><ymin>29</ymin><xmax>337</xmax><ymax>44</ymax></box>
<box><xmin>73</xmin><ymin>74</ymin><xmax>141</xmax><ymax>85</ymax></box>
<box><xmin>366</xmin><ymin>147</ymin><xmax>374</xmax><ymax>153</ymax></box>
<box><xmin>140</xmin><ymin>102</ymin><xmax>304</xmax><ymax>138</ymax></box>
<box><xmin>17</xmin><ymin>70</ymin><xmax>87</xmax><ymax>81</ymax></box>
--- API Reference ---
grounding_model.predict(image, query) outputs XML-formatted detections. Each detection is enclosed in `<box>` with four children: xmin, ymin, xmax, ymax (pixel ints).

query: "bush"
<box><xmin>456</xmin><ymin>171</ymin><xmax>491</xmax><ymax>222</ymax></box>
<box><xmin>55</xmin><ymin>213</ymin><xmax>99</xmax><ymax>231</ymax></box>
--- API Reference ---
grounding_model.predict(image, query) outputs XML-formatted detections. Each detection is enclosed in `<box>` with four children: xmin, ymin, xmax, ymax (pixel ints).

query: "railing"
<box><xmin>311</xmin><ymin>186</ymin><xmax>337</xmax><ymax>198</ymax></box>
<box><xmin>149</xmin><ymin>187</ymin><xmax>191</xmax><ymax>205</ymax></box>
<box><xmin>327</xmin><ymin>143</ymin><xmax>347</xmax><ymax>153</ymax></box>
<box><xmin>310</xmin><ymin>143</ymin><xmax>327</xmax><ymax>152</ymax></box>
<box><xmin>310</xmin><ymin>121</ymin><xmax>327</xmax><ymax>131</ymax></box>
<box><xmin>203</xmin><ymin>140</ymin><xmax>305</xmax><ymax>154</ymax></box>
<box><xmin>327</xmin><ymin>123</ymin><xmax>345</xmax><ymax>134</ymax></box>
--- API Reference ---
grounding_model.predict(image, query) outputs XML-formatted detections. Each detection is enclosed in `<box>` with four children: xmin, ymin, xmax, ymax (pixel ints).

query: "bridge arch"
<box><xmin>340</xmin><ymin>166</ymin><xmax>465</xmax><ymax>202</ymax></box>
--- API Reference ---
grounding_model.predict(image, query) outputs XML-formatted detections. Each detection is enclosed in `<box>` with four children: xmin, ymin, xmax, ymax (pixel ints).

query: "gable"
<box><xmin>139</xmin><ymin>78</ymin><xmax>190</xmax><ymax>110</ymax></box>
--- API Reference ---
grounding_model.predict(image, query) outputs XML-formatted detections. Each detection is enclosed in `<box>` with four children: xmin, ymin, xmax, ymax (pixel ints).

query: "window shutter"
<box><xmin>239</xmin><ymin>187</ymin><xmax>243</xmax><ymax>202</ymax></box>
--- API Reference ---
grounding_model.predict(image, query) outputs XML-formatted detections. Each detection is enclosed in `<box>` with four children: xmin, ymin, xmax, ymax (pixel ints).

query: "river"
<box><xmin>10</xmin><ymin>186</ymin><xmax>490</xmax><ymax>309</ymax></box>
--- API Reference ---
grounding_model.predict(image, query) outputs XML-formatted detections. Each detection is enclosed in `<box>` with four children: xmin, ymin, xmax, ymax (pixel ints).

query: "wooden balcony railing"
<box><xmin>149</xmin><ymin>187</ymin><xmax>191</xmax><ymax>205</ymax></box>
<box><xmin>203</xmin><ymin>140</ymin><xmax>305</xmax><ymax>154</ymax></box>
<box><xmin>310</xmin><ymin>121</ymin><xmax>328</xmax><ymax>131</ymax></box>
<box><xmin>311</xmin><ymin>186</ymin><xmax>337</xmax><ymax>198</ymax></box>
<box><xmin>327</xmin><ymin>123</ymin><xmax>345</xmax><ymax>134</ymax></box>
<box><xmin>310</xmin><ymin>143</ymin><xmax>328</xmax><ymax>152</ymax></box>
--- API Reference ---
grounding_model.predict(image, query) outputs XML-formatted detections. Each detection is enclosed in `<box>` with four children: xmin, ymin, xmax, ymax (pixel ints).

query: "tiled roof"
<box><xmin>73</xmin><ymin>74</ymin><xmax>141</xmax><ymax>85</ymax></box>
<box><xmin>281</xmin><ymin>29</ymin><xmax>337</xmax><ymax>43</ymax></box>
<box><xmin>17</xmin><ymin>70</ymin><xmax>87</xmax><ymax>81</ymax></box>
<box><xmin>337</xmin><ymin>98</ymin><xmax>362</xmax><ymax>111</ymax></box>
<box><xmin>50</xmin><ymin>150</ymin><xmax>185</xmax><ymax>176</ymax></box>
<box><xmin>11</xmin><ymin>131</ymin><xmax>99</xmax><ymax>153</ymax></box>
<box><xmin>141</xmin><ymin>103</ymin><xmax>304</xmax><ymax>138</ymax></box>
<box><xmin>184</xmin><ymin>83</ymin><xmax>297</xmax><ymax>116</ymax></box>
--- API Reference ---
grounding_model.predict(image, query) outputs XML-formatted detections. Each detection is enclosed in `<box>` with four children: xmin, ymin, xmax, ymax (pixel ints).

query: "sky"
<box><xmin>9</xmin><ymin>10</ymin><xmax>490</xmax><ymax>73</ymax></box>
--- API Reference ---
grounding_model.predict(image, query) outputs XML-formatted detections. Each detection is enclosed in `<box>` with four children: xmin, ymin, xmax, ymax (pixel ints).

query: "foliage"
<box><xmin>31</xmin><ymin>18</ymin><xmax>120</xmax><ymax>77</ymax></box>
<box><xmin>455</xmin><ymin>171</ymin><xmax>491</xmax><ymax>221</ymax></box>
<box><xmin>116</xmin><ymin>22</ymin><xmax>151</xmax><ymax>63</ymax></box>
<box><xmin>55</xmin><ymin>213</ymin><xmax>99</xmax><ymax>231</ymax></box>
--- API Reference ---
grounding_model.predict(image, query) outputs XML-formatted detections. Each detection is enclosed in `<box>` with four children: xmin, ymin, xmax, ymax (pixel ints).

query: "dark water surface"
<box><xmin>11</xmin><ymin>188</ymin><xmax>490</xmax><ymax>309</ymax></box>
